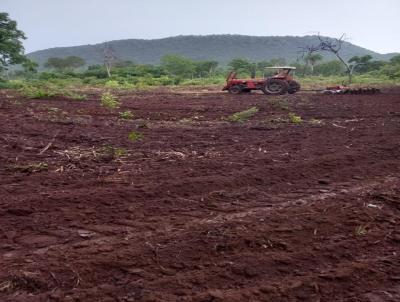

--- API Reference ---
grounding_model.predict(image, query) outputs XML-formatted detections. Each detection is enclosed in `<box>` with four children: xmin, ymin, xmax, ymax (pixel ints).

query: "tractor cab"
<box><xmin>264</xmin><ymin>66</ymin><xmax>296</xmax><ymax>81</ymax></box>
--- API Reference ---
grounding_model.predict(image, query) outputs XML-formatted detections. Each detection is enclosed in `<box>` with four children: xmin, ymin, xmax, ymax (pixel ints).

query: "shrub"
<box><xmin>101</xmin><ymin>92</ymin><xmax>120</xmax><ymax>109</ymax></box>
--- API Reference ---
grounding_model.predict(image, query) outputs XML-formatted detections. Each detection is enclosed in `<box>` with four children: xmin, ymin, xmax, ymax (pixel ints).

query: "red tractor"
<box><xmin>223</xmin><ymin>66</ymin><xmax>300</xmax><ymax>95</ymax></box>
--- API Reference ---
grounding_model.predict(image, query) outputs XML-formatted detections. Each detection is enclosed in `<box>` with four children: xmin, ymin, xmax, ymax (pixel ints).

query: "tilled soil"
<box><xmin>0</xmin><ymin>88</ymin><xmax>400</xmax><ymax>302</ymax></box>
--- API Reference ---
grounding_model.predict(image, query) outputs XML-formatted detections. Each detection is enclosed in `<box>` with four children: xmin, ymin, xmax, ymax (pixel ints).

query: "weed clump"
<box><xmin>101</xmin><ymin>92</ymin><xmax>120</xmax><ymax>109</ymax></box>
<box><xmin>128</xmin><ymin>131</ymin><xmax>143</xmax><ymax>142</ymax></box>
<box><xmin>288</xmin><ymin>113</ymin><xmax>303</xmax><ymax>124</ymax></box>
<box><xmin>119</xmin><ymin>110</ymin><xmax>134</xmax><ymax>120</ymax></box>
<box><xmin>228</xmin><ymin>106</ymin><xmax>259</xmax><ymax>123</ymax></box>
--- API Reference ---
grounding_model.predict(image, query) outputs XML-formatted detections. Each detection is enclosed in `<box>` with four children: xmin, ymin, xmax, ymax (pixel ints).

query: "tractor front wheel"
<box><xmin>262</xmin><ymin>79</ymin><xmax>289</xmax><ymax>95</ymax></box>
<box><xmin>228</xmin><ymin>85</ymin><xmax>243</xmax><ymax>94</ymax></box>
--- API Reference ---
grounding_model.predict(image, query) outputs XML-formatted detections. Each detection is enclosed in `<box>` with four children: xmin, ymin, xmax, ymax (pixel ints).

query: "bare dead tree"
<box><xmin>316</xmin><ymin>34</ymin><xmax>354</xmax><ymax>84</ymax></box>
<box><xmin>300</xmin><ymin>34</ymin><xmax>358</xmax><ymax>84</ymax></box>
<box><xmin>102</xmin><ymin>43</ymin><xmax>116</xmax><ymax>78</ymax></box>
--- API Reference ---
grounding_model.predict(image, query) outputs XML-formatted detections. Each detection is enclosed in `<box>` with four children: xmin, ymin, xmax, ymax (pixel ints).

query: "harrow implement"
<box><xmin>321</xmin><ymin>86</ymin><xmax>381</xmax><ymax>95</ymax></box>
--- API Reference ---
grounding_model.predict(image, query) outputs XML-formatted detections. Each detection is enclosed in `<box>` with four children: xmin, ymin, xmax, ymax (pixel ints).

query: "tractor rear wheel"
<box><xmin>228</xmin><ymin>85</ymin><xmax>243</xmax><ymax>94</ymax></box>
<box><xmin>262</xmin><ymin>79</ymin><xmax>289</xmax><ymax>95</ymax></box>
<box><xmin>288</xmin><ymin>80</ymin><xmax>301</xmax><ymax>94</ymax></box>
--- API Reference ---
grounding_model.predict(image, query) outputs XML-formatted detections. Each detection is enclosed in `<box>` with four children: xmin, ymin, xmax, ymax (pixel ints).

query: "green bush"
<box><xmin>101</xmin><ymin>92</ymin><xmax>120</xmax><ymax>109</ymax></box>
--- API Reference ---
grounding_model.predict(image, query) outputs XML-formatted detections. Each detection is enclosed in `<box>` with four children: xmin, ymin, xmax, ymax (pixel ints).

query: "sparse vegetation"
<box><xmin>227</xmin><ymin>106</ymin><xmax>259</xmax><ymax>123</ymax></box>
<box><xmin>13</xmin><ymin>162</ymin><xmax>48</xmax><ymax>173</ymax></box>
<box><xmin>101</xmin><ymin>92</ymin><xmax>120</xmax><ymax>109</ymax></box>
<box><xmin>128</xmin><ymin>131</ymin><xmax>143</xmax><ymax>142</ymax></box>
<box><xmin>271</xmin><ymin>99</ymin><xmax>290</xmax><ymax>111</ymax></box>
<box><xmin>19</xmin><ymin>85</ymin><xmax>57</xmax><ymax>99</ymax></box>
<box><xmin>100</xmin><ymin>145</ymin><xmax>127</xmax><ymax>159</ymax></box>
<box><xmin>288</xmin><ymin>113</ymin><xmax>303</xmax><ymax>124</ymax></box>
<box><xmin>119</xmin><ymin>110</ymin><xmax>134</xmax><ymax>120</ymax></box>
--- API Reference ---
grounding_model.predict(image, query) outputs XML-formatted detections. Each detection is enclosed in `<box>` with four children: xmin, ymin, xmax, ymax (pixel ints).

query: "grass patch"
<box><xmin>227</xmin><ymin>106</ymin><xmax>259</xmax><ymax>123</ymax></box>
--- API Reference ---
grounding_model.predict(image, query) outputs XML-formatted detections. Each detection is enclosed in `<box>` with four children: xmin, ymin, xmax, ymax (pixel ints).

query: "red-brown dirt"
<box><xmin>1</xmin><ymin>88</ymin><xmax>400</xmax><ymax>302</ymax></box>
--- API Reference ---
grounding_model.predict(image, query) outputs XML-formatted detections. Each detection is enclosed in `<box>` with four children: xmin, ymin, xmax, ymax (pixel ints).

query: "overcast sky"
<box><xmin>2</xmin><ymin>0</ymin><xmax>400</xmax><ymax>54</ymax></box>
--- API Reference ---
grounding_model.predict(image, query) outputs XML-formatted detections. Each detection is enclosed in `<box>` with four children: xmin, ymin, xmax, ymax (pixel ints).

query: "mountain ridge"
<box><xmin>27</xmin><ymin>34</ymin><xmax>398</xmax><ymax>67</ymax></box>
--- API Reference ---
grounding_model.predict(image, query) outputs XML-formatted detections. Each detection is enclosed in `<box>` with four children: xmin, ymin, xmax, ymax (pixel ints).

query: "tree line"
<box><xmin>1</xmin><ymin>11</ymin><xmax>400</xmax><ymax>83</ymax></box>
<box><xmin>37</xmin><ymin>53</ymin><xmax>400</xmax><ymax>81</ymax></box>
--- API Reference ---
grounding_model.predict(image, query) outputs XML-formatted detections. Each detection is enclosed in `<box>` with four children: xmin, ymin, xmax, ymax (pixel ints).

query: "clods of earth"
<box><xmin>1</xmin><ymin>88</ymin><xmax>400</xmax><ymax>301</ymax></box>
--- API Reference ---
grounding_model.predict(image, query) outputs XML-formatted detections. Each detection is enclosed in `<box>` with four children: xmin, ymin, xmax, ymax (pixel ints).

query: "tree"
<box><xmin>301</xmin><ymin>34</ymin><xmax>357</xmax><ymax>83</ymax></box>
<box><xmin>44</xmin><ymin>56</ymin><xmax>85</xmax><ymax>71</ymax></box>
<box><xmin>228</xmin><ymin>58</ymin><xmax>253</xmax><ymax>76</ymax></box>
<box><xmin>44</xmin><ymin>57</ymin><xmax>65</xmax><ymax>71</ymax></box>
<box><xmin>63</xmin><ymin>56</ymin><xmax>85</xmax><ymax>69</ymax></box>
<box><xmin>305</xmin><ymin>53</ymin><xmax>323</xmax><ymax>74</ymax></box>
<box><xmin>380</xmin><ymin>55</ymin><xmax>400</xmax><ymax>79</ymax></box>
<box><xmin>22</xmin><ymin>59</ymin><xmax>38</xmax><ymax>73</ymax></box>
<box><xmin>313</xmin><ymin>60</ymin><xmax>344</xmax><ymax>76</ymax></box>
<box><xmin>0</xmin><ymin>12</ymin><xmax>27</xmax><ymax>71</ymax></box>
<box><xmin>348</xmin><ymin>55</ymin><xmax>372</xmax><ymax>73</ymax></box>
<box><xmin>316</xmin><ymin>34</ymin><xmax>355</xmax><ymax>83</ymax></box>
<box><xmin>161</xmin><ymin>54</ymin><xmax>195</xmax><ymax>78</ymax></box>
<box><xmin>194</xmin><ymin>60</ymin><xmax>218</xmax><ymax>77</ymax></box>
<box><xmin>102</xmin><ymin>43</ymin><xmax>116</xmax><ymax>77</ymax></box>
<box><xmin>390</xmin><ymin>54</ymin><xmax>400</xmax><ymax>65</ymax></box>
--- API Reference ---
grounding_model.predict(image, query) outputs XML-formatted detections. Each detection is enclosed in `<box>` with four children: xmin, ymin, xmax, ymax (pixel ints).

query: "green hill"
<box><xmin>27</xmin><ymin>35</ymin><xmax>397</xmax><ymax>67</ymax></box>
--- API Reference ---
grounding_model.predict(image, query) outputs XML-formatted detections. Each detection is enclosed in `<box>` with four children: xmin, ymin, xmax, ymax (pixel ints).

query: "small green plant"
<box><xmin>288</xmin><ymin>112</ymin><xmax>303</xmax><ymax>124</ymax></box>
<box><xmin>119</xmin><ymin>110</ymin><xmax>134</xmax><ymax>120</ymax></box>
<box><xmin>128</xmin><ymin>131</ymin><xmax>143</xmax><ymax>142</ymax></box>
<box><xmin>227</xmin><ymin>106</ymin><xmax>259</xmax><ymax>123</ymax></box>
<box><xmin>101</xmin><ymin>92</ymin><xmax>120</xmax><ymax>109</ymax></box>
